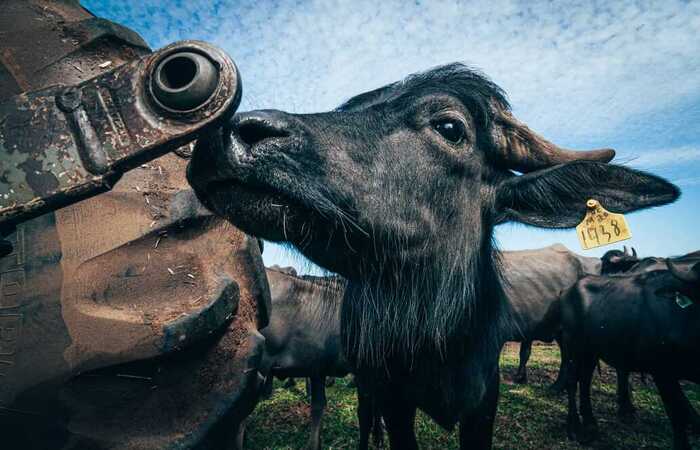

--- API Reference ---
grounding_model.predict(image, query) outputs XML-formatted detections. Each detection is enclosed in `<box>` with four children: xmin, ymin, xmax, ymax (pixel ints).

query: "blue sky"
<box><xmin>84</xmin><ymin>0</ymin><xmax>700</xmax><ymax>273</ymax></box>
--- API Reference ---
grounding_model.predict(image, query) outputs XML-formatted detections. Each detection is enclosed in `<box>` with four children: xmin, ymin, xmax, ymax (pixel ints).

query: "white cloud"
<box><xmin>672</xmin><ymin>177</ymin><xmax>700</xmax><ymax>187</ymax></box>
<box><xmin>212</xmin><ymin>0</ymin><xmax>700</xmax><ymax>142</ymax></box>
<box><xmin>83</xmin><ymin>0</ymin><xmax>700</xmax><ymax>270</ymax></box>
<box><xmin>619</xmin><ymin>145</ymin><xmax>700</xmax><ymax>187</ymax></box>
<box><xmin>629</xmin><ymin>146</ymin><xmax>700</xmax><ymax>169</ymax></box>
<box><xmin>87</xmin><ymin>0</ymin><xmax>700</xmax><ymax>144</ymax></box>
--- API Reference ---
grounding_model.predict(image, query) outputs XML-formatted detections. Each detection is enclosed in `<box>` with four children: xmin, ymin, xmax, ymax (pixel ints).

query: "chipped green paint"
<box><xmin>0</xmin><ymin>39</ymin><xmax>241</xmax><ymax>229</ymax></box>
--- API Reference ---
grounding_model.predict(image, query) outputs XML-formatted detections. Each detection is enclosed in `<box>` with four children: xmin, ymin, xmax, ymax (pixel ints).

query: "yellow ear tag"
<box><xmin>576</xmin><ymin>199</ymin><xmax>632</xmax><ymax>250</ymax></box>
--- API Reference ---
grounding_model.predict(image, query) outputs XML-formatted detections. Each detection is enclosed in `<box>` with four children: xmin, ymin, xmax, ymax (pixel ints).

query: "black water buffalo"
<box><xmin>502</xmin><ymin>244</ymin><xmax>601</xmax><ymax>387</ymax></box>
<box><xmin>562</xmin><ymin>258</ymin><xmax>700</xmax><ymax>450</ymax></box>
<box><xmin>257</xmin><ymin>266</ymin><xmax>349</xmax><ymax>450</ymax></box>
<box><xmin>503</xmin><ymin>245</ymin><xmax>653</xmax><ymax>422</ymax></box>
<box><xmin>505</xmin><ymin>245</ymin><xmax>652</xmax><ymax>395</ymax></box>
<box><xmin>515</xmin><ymin>246</ymin><xmax>696</xmax><ymax>423</ymax></box>
<box><xmin>596</xmin><ymin>249</ymin><xmax>700</xmax><ymax>422</ymax></box>
<box><xmin>255</xmin><ymin>267</ymin><xmax>382</xmax><ymax>449</ymax></box>
<box><xmin>187</xmin><ymin>63</ymin><xmax>679</xmax><ymax>449</ymax></box>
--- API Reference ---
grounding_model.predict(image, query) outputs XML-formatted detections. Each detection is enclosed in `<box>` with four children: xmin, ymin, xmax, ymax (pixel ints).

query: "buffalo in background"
<box><xmin>562</xmin><ymin>254</ymin><xmax>700</xmax><ymax>450</ymax></box>
<box><xmin>505</xmin><ymin>245</ymin><xmax>656</xmax><ymax>421</ymax></box>
<box><xmin>241</xmin><ymin>266</ymin><xmax>382</xmax><ymax>450</ymax></box>
<box><xmin>503</xmin><ymin>243</ymin><xmax>601</xmax><ymax>388</ymax></box>
<box><xmin>252</xmin><ymin>246</ymin><xmax>684</xmax><ymax>448</ymax></box>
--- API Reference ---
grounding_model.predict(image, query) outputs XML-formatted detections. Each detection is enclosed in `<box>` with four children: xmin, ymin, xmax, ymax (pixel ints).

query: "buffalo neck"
<box><xmin>340</xmin><ymin>226</ymin><xmax>508</xmax><ymax>375</ymax></box>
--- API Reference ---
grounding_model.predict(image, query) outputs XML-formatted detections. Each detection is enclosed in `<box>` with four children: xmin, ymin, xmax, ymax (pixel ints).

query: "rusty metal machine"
<box><xmin>0</xmin><ymin>1</ymin><xmax>271</xmax><ymax>449</ymax></box>
<box><xmin>0</xmin><ymin>3</ymin><xmax>241</xmax><ymax>238</ymax></box>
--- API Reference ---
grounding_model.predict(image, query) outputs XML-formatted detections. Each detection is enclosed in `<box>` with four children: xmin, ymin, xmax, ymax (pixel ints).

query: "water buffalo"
<box><xmin>503</xmin><ymin>244</ymin><xmax>656</xmax><ymax>427</ymax></box>
<box><xmin>187</xmin><ymin>63</ymin><xmax>679</xmax><ymax>449</ymax></box>
<box><xmin>252</xmin><ymin>267</ymin><xmax>382</xmax><ymax>450</ymax></box>
<box><xmin>562</xmin><ymin>258</ymin><xmax>700</xmax><ymax>450</ymax></box>
<box><xmin>506</xmin><ymin>245</ymin><xmax>650</xmax><ymax>400</ymax></box>
<box><xmin>502</xmin><ymin>243</ymin><xmax>601</xmax><ymax>387</ymax></box>
<box><xmin>260</xmin><ymin>266</ymin><xmax>348</xmax><ymax>450</ymax></box>
<box><xmin>599</xmin><ymin>249</ymin><xmax>700</xmax><ymax>422</ymax></box>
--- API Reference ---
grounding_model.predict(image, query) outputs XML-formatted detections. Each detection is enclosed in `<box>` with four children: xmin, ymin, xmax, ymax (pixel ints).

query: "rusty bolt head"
<box><xmin>56</xmin><ymin>87</ymin><xmax>83</xmax><ymax>112</ymax></box>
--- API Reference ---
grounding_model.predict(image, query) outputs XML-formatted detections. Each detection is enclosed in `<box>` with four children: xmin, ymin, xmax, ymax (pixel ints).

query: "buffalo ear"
<box><xmin>495</xmin><ymin>161</ymin><xmax>680</xmax><ymax>228</ymax></box>
<box><xmin>667</xmin><ymin>259</ymin><xmax>700</xmax><ymax>284</ymax></box>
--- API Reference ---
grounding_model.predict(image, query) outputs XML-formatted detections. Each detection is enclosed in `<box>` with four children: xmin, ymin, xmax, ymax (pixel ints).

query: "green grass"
<box><xmin>244</xmin><ymin>342</ymin><xmax>700</xmax><ymax>449</ymax></box>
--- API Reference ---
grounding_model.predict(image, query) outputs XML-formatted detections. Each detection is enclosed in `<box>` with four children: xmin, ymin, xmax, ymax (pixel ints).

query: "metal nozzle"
<box><xmin>152</xmin><ymin>51</ymin><xmax>219</xmax><ymax>111</ymax></box>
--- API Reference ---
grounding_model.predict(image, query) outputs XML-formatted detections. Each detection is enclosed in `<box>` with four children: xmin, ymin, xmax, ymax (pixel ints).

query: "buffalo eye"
<box><xmin>432</xmin><ymin>119</ymin><xmax>466</xmax><ymax>144</ymax></box>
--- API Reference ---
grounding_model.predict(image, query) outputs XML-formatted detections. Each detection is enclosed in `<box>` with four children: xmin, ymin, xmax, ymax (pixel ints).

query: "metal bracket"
<box><xmin>0</xmin><ymin>40</ymin><xmax>241</xmax><ymax>229</ymax></box>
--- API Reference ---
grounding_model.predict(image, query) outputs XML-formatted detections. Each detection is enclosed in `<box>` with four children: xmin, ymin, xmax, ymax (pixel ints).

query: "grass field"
<box><xmin>244</xmin><ymin>342</ymin><xmax>700</xmax><ymax>449</ymax></box>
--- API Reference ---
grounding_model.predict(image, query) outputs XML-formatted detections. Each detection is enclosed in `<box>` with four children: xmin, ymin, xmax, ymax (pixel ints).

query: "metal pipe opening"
<box><xmin>152</xmin><ymin>51</ymin><xmax>219</xmax><ymax>111</ymax></box>
<box><xmin>159</xmin><ymin>55</ymin><xmax>198</xmax><ymax>90</ymax></box>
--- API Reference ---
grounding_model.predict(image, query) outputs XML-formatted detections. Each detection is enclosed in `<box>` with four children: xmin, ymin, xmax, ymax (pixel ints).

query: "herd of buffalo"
<box><xmin>243</xmin><ymin>245</ymin><xmax>700</xmax><ymax>449</ymax></box>
<box><xmin>185</xmin><ymin>63</ymin><xmax>699</xmax><ymax>449</ymax></box>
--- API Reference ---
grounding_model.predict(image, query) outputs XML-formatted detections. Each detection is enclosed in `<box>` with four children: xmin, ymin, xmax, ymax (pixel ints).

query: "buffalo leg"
<box><xmin>282</xmin><ymin>377</ymin><xmax>297</xmax><ymax>389</ymax></box>
<box><xmin>459</xmin><ymin>367</ymin><xmax>500</xmax><ymax>450</ymax></box>
<box><xmin>549</xmin><ymin>336</ymin><xmax>568</xmax><ymax>394</ymax></box>
<box><xmin>307</xmin><ymin>375</ymin><xmax>327</xmax><ymax>450</ymax></box>
<box><xmin>639</xmin><ymin>372</ymin><xmax>648</xmax><ymax>384</ymax></box>
<box><xmin>261</xmin><ymin>375</ymin><xmax>274</xmax><ymax>400</ymax></box>
<box><xmin>565</xmin><ymin>333</ymin><xmax>581</xmax><ymax>440</ymax></box>
<box><xmin>357</xmin><ymin>380</ymin><xmax>373</xmax><ymax>450</ymax></box>
<box><xmin>577</xmin><ymin>355</ymin><xmax>599</xmax><ymax>444</ymax></box>
<box><xmin>616</xmin><ymin>369</ymin><xmax>636</xmax><ymax>422</ymax></box>
<box><xmin>232</xmin><ymin>417</ymin><xmax>248</xmax><ymax>450</ymax></box>
<box><xmin>372</xmin><ymin>408</ymin><xmax>385</xmax><ymax>448</ymax></box>
<box><xmin>680</xmin><ymin>390</ymin><xmax>700</xmax><ymax>434</ymax></box>
<box><xmin>381</xmin><ymin>388</ymin><xmax>418</xmax><ymax>450</ymax></box>
<box><xmin>653</xmin><ymin>376</ymin><xmax>691</xmax><ymax>450</ymax></box>
<box><xmin>514</xmin><ymin>340</ymin><xmax>532</xmax><ymax>384</ymax></box>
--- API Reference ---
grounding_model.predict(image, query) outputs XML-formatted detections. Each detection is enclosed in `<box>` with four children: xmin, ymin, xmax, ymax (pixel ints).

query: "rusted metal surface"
<box><xmin>0</xmin><ymin>39</ymin><xmax>241</xmax><ymax>230</ymax></box>
<box><xmin>0</xmin><ymin>1</ymin><xmax>271</xmax><ymax>448</ymax></box>
<box><xmin>2</xmin><ymin>189</ymin><xmax>270</xmax><ymax>449</ymax></box>
<box><xmin>0</xmin><ymin>1</ymin><xmax>149</xmax><ymax>98</ymax></box>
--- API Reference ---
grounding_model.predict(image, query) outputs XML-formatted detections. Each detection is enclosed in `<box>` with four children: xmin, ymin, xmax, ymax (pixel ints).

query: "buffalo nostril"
<box><xmin>237</xmin><ymin>119</ymin><xmax>289</xmax><ymax>147</ymax></box>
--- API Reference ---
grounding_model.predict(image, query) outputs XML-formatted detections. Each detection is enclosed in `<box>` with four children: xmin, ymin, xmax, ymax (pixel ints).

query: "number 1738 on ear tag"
<box><xmin>576</xmin><ymin>199</ymin><xmax>632</xmax><ymax>250</ymax></box>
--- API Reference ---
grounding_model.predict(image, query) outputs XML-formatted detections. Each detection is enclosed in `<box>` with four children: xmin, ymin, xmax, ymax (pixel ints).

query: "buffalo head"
<box><xmin>667</xmin><ymin>259</ymin><xmax>700</xmax><ymax>305</ymax></box>
<box><xmin>188</xmin><ymin>64</ymin><xmax>678</xmax><ymax>280</ymax></box>
<box><xmin>601</xmin><ymin>246</ymin><xmax>640</xmax><ymax>274</ymax></box>
<box><xmin>187</xmin><ymin>64</ymin><xmax>682</xmax><ymax>367</ymax></box>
